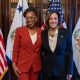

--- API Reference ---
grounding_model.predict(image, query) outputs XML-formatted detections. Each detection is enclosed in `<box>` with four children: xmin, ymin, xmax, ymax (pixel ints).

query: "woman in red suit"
<box><xmin>12</xmin><ymin>7</ymin><xmax>42</xmax><ymax>80</ymax></box>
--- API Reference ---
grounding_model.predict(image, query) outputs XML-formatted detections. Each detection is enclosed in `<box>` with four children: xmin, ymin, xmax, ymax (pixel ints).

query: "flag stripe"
<box><xmin>0</xmin><ymin>33</ymin><xmax>5</xmax><ymax>50</ymax></box>
<box><xmin>0</xmin><ymin>61</ymin><xmax>4</xmax><ymax>73</ymax></box>
<box><xmin>0</xmin><ymin>29</ymin><xmax>8</xmax><ymax>79</ymax></box>
<box><xmin>0</xmin><ymin>66</ymin><xmax>3</xmax><ymax>75</ymax></box>
<box><xmin>0</xmin><ymin>48</ymin><xmax>7</xmax><ymax>67</ymax></box>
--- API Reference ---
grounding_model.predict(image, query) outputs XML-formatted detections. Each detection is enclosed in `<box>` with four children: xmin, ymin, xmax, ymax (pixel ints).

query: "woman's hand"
<box><xmin>67</xmin><ymin>74</ymin><xmax>72</xmax><ymax>80</ymax></box>
<box><xmin>12</xmin><ymin>63</ymin><xmax>21</xmax><ymax>77</ymax></box>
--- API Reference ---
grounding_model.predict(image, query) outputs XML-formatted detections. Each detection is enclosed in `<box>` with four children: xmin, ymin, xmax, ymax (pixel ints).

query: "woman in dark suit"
<box><xmin>12</xmin><ymin>7</ymin><xmax>42</xmax><ymax>80</ymax></box>
<box><xmin>41</xmin><ymin>11</ymin><xmax>73</xmax><ymax>80</ymax></box>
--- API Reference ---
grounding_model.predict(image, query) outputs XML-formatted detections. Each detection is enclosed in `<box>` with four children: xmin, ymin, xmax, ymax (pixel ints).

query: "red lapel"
<box><xmin>24</xmin><ymin>26</ymin><xmax>42</xmax><ymax>51</ymax></box>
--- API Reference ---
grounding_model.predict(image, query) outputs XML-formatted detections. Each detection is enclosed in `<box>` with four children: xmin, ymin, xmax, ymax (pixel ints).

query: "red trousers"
<box><xmin>18</xmin><ymin>68</ymin><xmax>40</xmax><ymax>80</ymax></box>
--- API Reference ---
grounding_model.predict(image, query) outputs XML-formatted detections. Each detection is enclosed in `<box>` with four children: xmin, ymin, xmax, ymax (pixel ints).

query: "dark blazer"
<box><xmin>12</xmin><ymin>26</ymin><xmax>42</xmax><ymax>72</ymax></box>
<box><xmin>41</xmin><ymin>28</ymin><xmax>73</xmax><ymax>77</ymax></box>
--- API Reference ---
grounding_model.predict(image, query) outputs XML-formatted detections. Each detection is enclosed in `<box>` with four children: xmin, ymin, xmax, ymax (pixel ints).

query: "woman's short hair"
<box><xmin>23</xmin><ymin>7</ymin><xmax>38</xmax><ymax>17</ymax></box>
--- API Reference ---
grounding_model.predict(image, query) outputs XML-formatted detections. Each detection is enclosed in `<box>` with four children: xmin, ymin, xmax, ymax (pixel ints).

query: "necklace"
<box><xmin>48</xmin><ymin>30</ymin><xmax>55</xmax><ymax>37</ymax></box>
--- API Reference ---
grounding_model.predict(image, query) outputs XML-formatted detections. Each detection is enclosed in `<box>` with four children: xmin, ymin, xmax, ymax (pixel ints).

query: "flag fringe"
<box><xmin>0</xmin><ymin>67</ymin><xmax>8</xmax><ymax>80</ymax></box>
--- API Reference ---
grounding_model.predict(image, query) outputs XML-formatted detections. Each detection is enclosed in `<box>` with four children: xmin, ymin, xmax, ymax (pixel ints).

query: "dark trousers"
<box><xmin>45</xmin><ymin>75</ymin><xmax>67</xmax><ymax>80</ymax></box>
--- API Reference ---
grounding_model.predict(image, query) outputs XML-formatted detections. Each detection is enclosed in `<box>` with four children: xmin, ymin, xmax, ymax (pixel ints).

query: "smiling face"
<box><xmin>49</xmin><ymin>12</ymin><xmax>59</xmax><ymax>29</ymax></box>
<box><xmin>26</xmin><ymin>11</ymin><xmax>37</xmax><ymax>28</ymax></box>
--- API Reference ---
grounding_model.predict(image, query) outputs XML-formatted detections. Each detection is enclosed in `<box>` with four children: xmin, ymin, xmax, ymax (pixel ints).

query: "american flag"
<box><xmin>47</xmin><ymin>0</ymin><xmax>67</xmax><ymax>28</ymax></box>
<box><xmin>0</xmin><ymin>28</ymin><xmax>8</xmax><ymax>79</ymax></box>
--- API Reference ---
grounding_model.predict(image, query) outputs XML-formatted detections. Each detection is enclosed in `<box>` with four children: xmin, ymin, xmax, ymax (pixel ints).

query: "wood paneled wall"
<box><xmin>0</xmin><ymin>0</ymin><xmax>80</xmax><ymax>44</ymax></box>
<box><xmin>1</xmin><ymin>0</ymin><xmax>10</xmax><ymax>45</ymax></box>
<box><xmin>0</xmin><ymin>0</ymin><xmax>2</xmax><ymax>28</ymax></box>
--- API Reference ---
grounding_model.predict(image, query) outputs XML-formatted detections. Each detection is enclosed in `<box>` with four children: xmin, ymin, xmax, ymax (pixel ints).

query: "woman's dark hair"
<box><xmin>46</xmin><ymin>11</ymin><xmax>62</xmax><ymax>29</ymax></box>
<box><xmin>23</xmin><ymin>7</ymin><xmax>38</xmax><ymax>17</ymax></box>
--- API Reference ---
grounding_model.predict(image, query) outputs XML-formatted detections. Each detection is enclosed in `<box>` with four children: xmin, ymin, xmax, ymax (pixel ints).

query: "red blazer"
<box><xmin>12</xmin><ymin>26</ymin><xmax>42</xmax><ymax>72</ymax></box>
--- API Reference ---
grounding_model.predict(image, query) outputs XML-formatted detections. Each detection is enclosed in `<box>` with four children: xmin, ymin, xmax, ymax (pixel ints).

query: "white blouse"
<box><xmin>48</xmin><ymin>29</ymin><xmax>58</xmax><ymax>53</ymax></box>
<box><xmin>30</xmin><ymin>32</ymin><xmax>37</xmax><ymax>45</ymax></box>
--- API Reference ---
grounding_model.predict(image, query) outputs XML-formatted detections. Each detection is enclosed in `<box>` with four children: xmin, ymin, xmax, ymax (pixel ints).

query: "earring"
<box><xmin>36</xmin><ymin>18</ymin><xmax>37</xmax><ymax>22</ymax></box>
